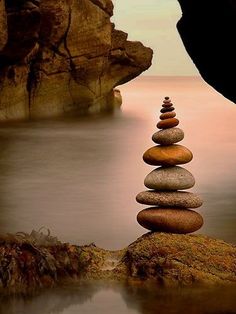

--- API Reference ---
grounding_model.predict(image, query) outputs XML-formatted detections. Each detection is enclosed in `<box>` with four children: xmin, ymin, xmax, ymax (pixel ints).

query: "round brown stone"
<box><xmin>136</xmin><ymin>191</ymin><xmax>203</xmax><ymax>208</ymax></box>
<box><xmin>160</xmin><ymin>107</ymin><xmax>175</xmax><ymax>113</ymax></box>
<box><xmin>160</xmin><ymin>112</ymin><xmax>176</xmax><ymax>120</ymax></box>
<box><xmin>152</xmin><ymin>128</ymin><xmax>184</xmax><ymax>145</ymax></box>
<box><xmin>143</xmin><ymin>144</ymin><xmax>193</xmax><ymax>166</ymax></box>
<box><xmin>144</xmin><ymin>166</ymin><xmax>195</xmax><ymax>190</ymax></box>
<box><xmin>162</xmin><ymin>103</ymin><xmax>174</xmax><ymax>108</ymax></box>
<box><xmin>137</xmin><ymin>208</ymin><xmax>203</xmax><ymax>234</ymax></box>
<box><xmin>157</xmin><ymin>118</ymin><xmax>179</xmax><ymax>129</ymax></box>
<box><xmin>163</xmin><ymin>98</ymin><xmax>171</xmax><ymax>103</ymax></box>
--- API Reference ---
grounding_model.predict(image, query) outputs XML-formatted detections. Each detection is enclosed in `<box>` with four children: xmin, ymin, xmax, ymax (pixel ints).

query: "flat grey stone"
<box><xmin>144</xmin><ymin>166</ymin><xmax>195</xmax><ymax>191</ymax></box>
<box><xmin>136</xmin><ymin>191</ymin><xmax>203</xmax><ymax>208</ymax></box>
<box><xmin>152</xmin><ymin>128</ymin><xmax>184</xmax><ymax>145</ymax></box>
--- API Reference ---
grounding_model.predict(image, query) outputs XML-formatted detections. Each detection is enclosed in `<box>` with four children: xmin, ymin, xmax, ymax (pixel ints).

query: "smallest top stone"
<box><xmin>163</xmin><ymin>97</ymin><xmax>172</xmax><ymax>106</ymax></box>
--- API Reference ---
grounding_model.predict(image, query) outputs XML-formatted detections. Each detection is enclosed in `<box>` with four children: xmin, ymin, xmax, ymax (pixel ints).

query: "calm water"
<box><xmin>0</xmin><ymin>76</ymin><xmax>236</xmax><ymax>313</ymax></box>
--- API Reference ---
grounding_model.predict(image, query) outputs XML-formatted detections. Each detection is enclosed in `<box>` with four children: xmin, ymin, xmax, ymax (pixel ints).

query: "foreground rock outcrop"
<box><xmin>0</xmin><ymin>231</ymin><xmax>235</xmax><ymax>294</ymax></box>
<box><xmin>177</xmin><ymin>0</ymin><xmax>236</xmax><ymax>103</ymax></box>
<box><xmin>0</xmin><ymin>0</ymin><xmax>153</xmax><ymax>121</ymax></box>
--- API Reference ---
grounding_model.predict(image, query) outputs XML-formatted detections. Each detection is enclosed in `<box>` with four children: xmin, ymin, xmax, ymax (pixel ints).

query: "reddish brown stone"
<box><xmin>163</xmin><ymin>98</ymin><xmax>171</xmax><ymax>103</ymax></box>
<box><xmin>162</xmin><ymin>103</ymin><xmax>174</xmax><ymax>108</ymax></box>
<box><xmin>143</xmin><ymin>144</ymin><xmax>193</xmax><ymax>166</ymax></box>
<box><xmin>157</xmin><ymin>118</ymin><xmax>179</xmax><ymax>129</ymax></box>
<box><xmin>160</xmin><ymin>107</ymin><xmax>175</xmax><ymax>113</ymax></box>
<box><xmin>137</xmin><ymin>208</ymin><xmax>204</xmax><ymax>234</ymax></box>
<box><xmin>160</xmin><ymin>112</ymin><xmax>176</xmax><ymax>120</ymax></box>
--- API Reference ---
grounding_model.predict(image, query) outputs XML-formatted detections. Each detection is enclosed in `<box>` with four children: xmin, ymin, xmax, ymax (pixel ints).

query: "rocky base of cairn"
<box><xmin>136</xmin><ymin>97</ymin><xmax>204</xmax><ymax>234</ymax></box>
<box><xmin>0</xmin><ymin>230</ymin><xmax>236</xmax><ymax>294</ymax></box>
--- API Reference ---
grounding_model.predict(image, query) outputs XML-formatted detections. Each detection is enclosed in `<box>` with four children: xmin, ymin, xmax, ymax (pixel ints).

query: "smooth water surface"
<box><xmin>1</xmin><ymin>282</ymin><xmax>236</xmax><ymax>314</ymax></box>
<box><xmin>0</xmin><ymin>77</ymin><xmax>236</xmax><ymax>314</ymax></box>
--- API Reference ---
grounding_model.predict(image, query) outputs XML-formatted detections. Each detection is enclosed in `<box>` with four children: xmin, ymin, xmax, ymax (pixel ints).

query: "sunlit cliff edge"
<box><xmin>0</xmin><ymin>0</ymin><xmax>153</xmax><ymax>121</ymax></box>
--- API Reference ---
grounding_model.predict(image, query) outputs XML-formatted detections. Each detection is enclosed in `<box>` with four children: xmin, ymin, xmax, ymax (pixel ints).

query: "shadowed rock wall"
<box><xmin>177</xmin><ymin>0</ymin><xmax>236</xmax><ymax>103</ymax></box>
<box><xmin>0</xmin><ymin>0</ymin><xmax>153</xmax><ymax>120</ymax></box>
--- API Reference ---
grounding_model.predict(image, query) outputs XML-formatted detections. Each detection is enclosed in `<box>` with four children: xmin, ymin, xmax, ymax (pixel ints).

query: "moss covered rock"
<box><xmin>122</xmin><ymin>233</ymin><xmax>236</xmax><ymax>286</ymax></box>
<box><xmin>0</xmin><ymin>231</ymin><xmax>235</xmax><ymax>294</ymax></box>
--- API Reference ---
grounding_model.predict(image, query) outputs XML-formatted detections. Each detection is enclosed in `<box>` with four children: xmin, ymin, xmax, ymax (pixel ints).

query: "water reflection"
<box><xmin>1</xmin><ymin>282</ymin><xmax>236</xmax><ymax>314</ymax></box>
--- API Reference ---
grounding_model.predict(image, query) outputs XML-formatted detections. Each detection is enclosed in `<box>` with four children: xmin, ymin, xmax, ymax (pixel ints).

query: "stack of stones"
<box><xmin>136</xmin><ymin>97</ymin><xmax>204</xmax><ymax>234</ymax></box>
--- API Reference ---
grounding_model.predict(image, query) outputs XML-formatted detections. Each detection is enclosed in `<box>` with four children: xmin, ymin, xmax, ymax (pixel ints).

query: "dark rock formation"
<box><xmin>177</xmin><ymin>0</ymin><xmax>236</xmax><ymax>103</ymax></box>
<box><xmin>1</xmin><ymin>231</ymin><xmax>235</xmax><ymax>294</ymax></box>
<box><xmin>0</xmin><ymin>0</ymin><xmax>153</xmax><ymax>121</ymax></box>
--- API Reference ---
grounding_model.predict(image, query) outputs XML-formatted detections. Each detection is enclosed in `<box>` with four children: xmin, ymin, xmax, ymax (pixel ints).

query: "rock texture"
<box><xmin>0</xmin><ymin>231</ymin><xmax>236</xmax><ymax>294</ymax></box>
<box><xmin>0</xmin><ymin>0</ymin><xmax>153</xmax><ymax>121</ymax></box>
<box><xmin>136</xmin><ymin>191</ymin><xmax>203</xmax><ymax>208</ymax></box>
<box><xmin>177</xmin><ymin>0</ymin><xmax>236</xmax><ymax>103</ymax></box>
<box><xmin>123</xmin><ymin>233</ymin><xmax>236</xmax><ymax>285</ymax></box>
<box><xmin>144</xmin><ymin>166</ymin><xmax>195</xmax><ymax>191</ymax></box>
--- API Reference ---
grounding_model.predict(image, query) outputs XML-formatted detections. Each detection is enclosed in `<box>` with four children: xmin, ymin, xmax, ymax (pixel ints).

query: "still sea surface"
<box><xmin>0</xmin><ymin>76</ymin><xmax>236</xmax><ymax>313</ymax></box>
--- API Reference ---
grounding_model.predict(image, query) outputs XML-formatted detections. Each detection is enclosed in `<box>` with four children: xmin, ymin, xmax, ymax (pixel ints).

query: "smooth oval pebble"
<box><xmin>163</xmin><ymin>99</ymin><xmax>171</xmax><ymax>103</ymax></box>
<box><xmin>137</xmin><ymin>208</ymin><xmax>204</xmax><ymax>234</ymax></box>
<box><xmin>157</xmin><ymin>118</ymin><xmax>179</xmax><ymax>129</ymax></box>
<box><xmin>144</xmin><ymin>166</ymin><xmax>195</xmax><ymax>190</ymax></box>
<box><xmin>143</xmin><ymin>144</ymin><xmax>193</xmax><ymax>166</ymax></box>
<box><xmin>152</xmin><ymin>128</ymin><xmax>184</xmax><ymax>145</ymax></box>
<box><xmin>136</xmin><ymin>191</ymin><xmax>203</xmax><ymax>208</ymax></box>
<box><xmin>162</xmin><ymin>103</ymin><xmax>173</xmax><ymax>108</ymax></box>
<box><xmin>160</xmin><ymin>107</ymin><xmax>175</xmax><ymax>113</ymax></box>
<box><xmin>160</xmin><ymin>112</ymin><xmax>176</xmax><ymax>120</ymax></box>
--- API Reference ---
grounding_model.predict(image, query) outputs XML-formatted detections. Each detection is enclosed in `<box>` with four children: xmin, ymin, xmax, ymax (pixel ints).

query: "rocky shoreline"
<box><xmin>0</xmin><ymin>231</ymin><xmax>235</xmax><ymax>294</ymax></box>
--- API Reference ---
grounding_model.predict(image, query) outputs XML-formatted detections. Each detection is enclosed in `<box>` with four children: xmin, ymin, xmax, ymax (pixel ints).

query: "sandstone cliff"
<box><xmin>177</xmin><ymin>0</ymin><xmax>236</xmax><ymax>104</ymax></box>
<box><xmin>0</xmin><ymin>0</ymin><xmax>153</xmax><ymax>121</ymax></box>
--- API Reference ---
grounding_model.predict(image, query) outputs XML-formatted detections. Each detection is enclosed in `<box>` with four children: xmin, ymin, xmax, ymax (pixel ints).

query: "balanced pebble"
<box><xmin>144</xmin><ymin>166</ymin><xmax>195</xmax><ymax>190</ymax></box>
<box><xmin>137</xmin><ymin>208</ymin><xmax>204</xmax><ymax>234</ymax></box>
<box><xmin>160</xmin><ymin>112</ymin><xmax>176</xmax><ymax>120</ymax></box>
<box><xmin>162</xmin><ymin>103</ymin><xmax>174</xmax><ymax>108</ymax></box>
<box><xmin>152</xmin><ymin>128</ymin><xmax>184</xmax><ymax>145</ymax></box>
<box><xmin>161</xmin><ymin>107</ymin><xmax>175</xmax><ymax>113</ymax></box>
<box><xmin>157</xmin><ymin>118</ymin><xmax>179</xmax><ymax>129</ymax></box>
<box><xmin>143</xmin><ymin>144</ymin><xmax>193</xmax><ymax>166</ymax></box>
<box><xmin>136</xmin><ymin>191</ymin><xmax>203</xmax><ymax>208</ymax></box>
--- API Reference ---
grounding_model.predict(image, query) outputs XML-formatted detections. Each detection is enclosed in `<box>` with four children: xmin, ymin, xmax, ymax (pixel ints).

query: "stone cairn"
<box><xmin>136</xmin><ymin>97</ymin><xmax>204</xmax><ymax>234</ymax></box>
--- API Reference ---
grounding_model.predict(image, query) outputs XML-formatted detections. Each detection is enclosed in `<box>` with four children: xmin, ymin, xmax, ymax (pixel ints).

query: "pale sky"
<box><xmin>112</xmin><ymin>0</ymin><xmax>199</xmax><ymax>76</ymax></box>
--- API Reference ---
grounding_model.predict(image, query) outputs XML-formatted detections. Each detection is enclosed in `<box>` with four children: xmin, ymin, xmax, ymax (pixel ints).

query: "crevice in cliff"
<box><xmin>26</xmin><ymin>49</ymin><xmax>42</xmax><ymax>114</ymax></box>
<box><xmin>63</xmin><ymin>3</ymin><xmax>75</xmax><ymax>74</ymax></box>
<box><xmin>89</xmin><ymin>0</ymin><xmax>113</xmax><ymax>17</ymax></box>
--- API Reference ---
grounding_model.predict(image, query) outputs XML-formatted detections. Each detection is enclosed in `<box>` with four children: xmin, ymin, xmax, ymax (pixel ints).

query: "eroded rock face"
<box><xmin>177</xmin><ymin>0</ymin><xmax>236</xmax><ymax>103</ymax></box>
<box><xmin>0</xmin><ymin>0</ymin><xmax>7</xmax><ymax>50</ymax></box>
<box><xmin>0</xmin><ymin>0</ymin><xmax>153</xmax><ymax>120</ymax></box>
